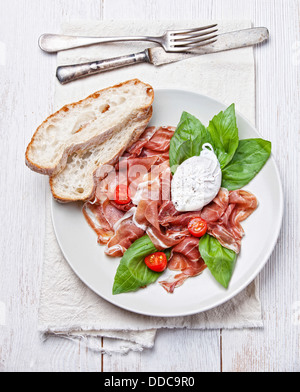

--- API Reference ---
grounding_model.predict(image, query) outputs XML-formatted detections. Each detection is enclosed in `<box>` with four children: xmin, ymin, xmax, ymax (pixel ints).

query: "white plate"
<box><xmin>52</xmin><ymin>89</ymin><xmax>284</xmax><ymax>318</ymax></box>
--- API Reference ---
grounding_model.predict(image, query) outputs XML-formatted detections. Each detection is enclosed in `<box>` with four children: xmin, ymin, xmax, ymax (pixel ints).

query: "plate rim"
<box><xmin>51</xmin><ymin>88</ymin><xmax>284</xmax><ymax>318</ymax></box>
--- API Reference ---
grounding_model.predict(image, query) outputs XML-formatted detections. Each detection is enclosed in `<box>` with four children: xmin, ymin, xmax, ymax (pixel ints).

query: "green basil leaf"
<box><xmin>222</xmin><ymin>138</ymin><xmax>272</xmax><ymax>190</ymax></box>
<box><xmin>207</xmin><ymin>104</ymin><xmax>239</xmax><ymax>168</ymax></box>
<box><xmin>163</xmin><ymin>248</ymin><xmax>172</xmax><ymax>261</ymax></box>
<box><xmin>169</xmin><ymin>111</ymin><xmax>212</xmax><ymax>174</ymax></box>
<box><xmin>199</xmin><ymin>234</ymin><xmax>237</xmax><ymax>289</ymax></box>
<box><xmin>113</xmin><ymin>236</ymin><xmax>167</xmax><ymax>295</ymax></box>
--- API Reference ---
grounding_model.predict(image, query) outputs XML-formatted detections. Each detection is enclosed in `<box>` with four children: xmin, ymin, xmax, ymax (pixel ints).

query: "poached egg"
<box><xmin>171</xmin><ymin>143</ymin><xmax>222</xmax><ymax>212</ymax></box>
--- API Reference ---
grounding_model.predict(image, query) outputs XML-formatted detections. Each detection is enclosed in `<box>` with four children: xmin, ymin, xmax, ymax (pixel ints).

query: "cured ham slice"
<box><xmin>201</xmin><ymin>188</ymin><xmax>258</xmax><ymax>253</ymax></box>
<box><xmin>117</xmin><ymin>155</ymin><xmax>159</xmax><ymax>173</ymax></box>
<box><xmin>127</xmin><ymin>127</ymin><xmax>157</xmax><ymax>156</ymax></box>
<box><xmin>83</xmin><ymin>204</ymin><xmax>114</xmax><ymax>245</ymax></box>
<box><xmin>134</xmin><ymin>199</ymin><xmax>183</xmax><ymax>249</ymax></box>
<box><xmin>141</xmin><ymin>148</ymin><xmax>170</xmax><ymax>164</ymax></box>
<box><xmin>160</xmin><ymin>166</ymin><xmax>172</xmax><ymax>202</ymax></box>
<box><xmin>147</xmin><ymin>226</ymin><xmax>183</xmax><ymax>250</ymax></box>
<box><xmin>160</xmin><ymin>211</ymin><xmax>202</xmax><ymax>228</ymax></box>
<box><xmin>134</xmin><ymin>200</ymin><xmax>160</xmax><ymax>230</ymax></box>
<box><xmin>127</xmin><ymin>126</ymin><xmax>175</xmax><ymax>156</ymax></box>
<box><xmin>201</xmin><ymin>187</ymin><xmax>229</xmax><ymax>222</ymax></box>
<box><xmin>110</xmin><ymin>200</ymin><xmax>134</xmax><ymax>212</ymax></box>
<box><xmin>95</xmin><ymin>169</ymin><xmax>127</xmax><ymax>202</ymax></box>
<box><xmin>131</xmin><ymin>157</ymin><xmax>184</xmax><ymax>250</ymax></box>
<box><xmin>143</xmin><ymin>127</ymin><xmax>175</xmax><ymax>152</ymax></box>
<box><xmin>159</xmin><ymin>237</ymin><xmax>207</xmax><ymax>293</ymax></box>
<box><xmin>159</xmin><ymin>261</ymin><xmax>207</xmax><ymax>294</ymax></box>
<box><xmin>158</xmin><ymin>201</ymin><xmax>180</xmax><ymax>224</ymax></box>
<box><xmin>132</xmin><ymin>160</ymin><xmax>170</xmax><ymax>205</ymax></box>
<box><xmin>171</xmin><ymin>237</ymin><xmax>203</xmax><ymax>263</ymax></box>
<box><xmin>83</xmin><ymin>200</ymin><xmax>124</xmax><ymax>244</ymax></box>
<box><xmin>105</xmin><ymin>218</ymin><xmax>145</xmax><ymax>257</ymax></box>
<box><xmin>165</xmin><ymin>227</ymin><xmax>190</xmax><ymax>240</ymax></box>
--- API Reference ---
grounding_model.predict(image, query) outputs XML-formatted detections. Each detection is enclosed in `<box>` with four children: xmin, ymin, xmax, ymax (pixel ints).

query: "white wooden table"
<box><xmin>0</xmin><ymin>0</ymin><xmax>299</xmax><ymax>372</ymax></box>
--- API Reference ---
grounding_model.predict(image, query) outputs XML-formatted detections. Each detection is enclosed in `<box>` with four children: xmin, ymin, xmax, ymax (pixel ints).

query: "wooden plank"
<box><xmin>0</xmin><ymin>0</ymin><xmax>104</xmax><ymax>372</ymax></box>
<box><xmin>103</xmin><ymin>0</ymin><xmax>215</xmax><ymax>20</ymax></box>
<box><xmin>103</xmin><ymin>330</ymin><xmax>221</xmax><ymax>372</ymax></box>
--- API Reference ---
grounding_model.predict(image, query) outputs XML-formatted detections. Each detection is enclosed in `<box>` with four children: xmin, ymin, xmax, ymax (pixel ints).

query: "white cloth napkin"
<box><xmin>38</xmin><ymin>20</ymin><xmax>263</xmax><ymax>354</ymax></box>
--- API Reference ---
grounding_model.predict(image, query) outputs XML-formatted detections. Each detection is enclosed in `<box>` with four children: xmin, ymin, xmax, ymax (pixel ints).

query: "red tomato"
<box><xmin>145</xmin><ymin>252</ymin><xmax>168</xmax><ymax>272</ymax></box>
<box><xmin>188</xmin><ymin>217</ymin><xmax>207</xmax><ymax>238</ymax></box>
<box><xmin>114</xmin><ymin>184</ymin><xmax>131</xmax><ymax>205</ymax></box>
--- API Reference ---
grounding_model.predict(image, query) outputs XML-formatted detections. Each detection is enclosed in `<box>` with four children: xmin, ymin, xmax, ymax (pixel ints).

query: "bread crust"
<box><xmin>25</xmin><ymin>79</ymin><xmax>154</xmax><ymax>176</ymax></box>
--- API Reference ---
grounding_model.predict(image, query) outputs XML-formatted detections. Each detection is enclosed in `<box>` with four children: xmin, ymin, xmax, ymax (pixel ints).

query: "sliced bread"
<box><xmin>25</xmin><ymin>79</ymin><xmax>154</xmax><ymax>176</ymax></box>
<box><xmin>50</xmin><ymin>107</ymin><xmax>153</xmax><ymax>203</ymax></box>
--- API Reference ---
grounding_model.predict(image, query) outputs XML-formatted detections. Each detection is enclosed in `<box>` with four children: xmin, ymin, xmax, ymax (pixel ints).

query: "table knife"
<box><xmin>56</xmin><ymin>27</ymin><xmax>269</xmax><ymax>84</ymax></box>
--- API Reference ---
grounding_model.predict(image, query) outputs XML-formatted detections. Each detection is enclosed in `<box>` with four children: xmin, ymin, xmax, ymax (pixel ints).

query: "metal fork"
<box><xmin>39</xmin><ymin>24</ymin><xmax>218</xmax><ymax>53</ymax></box>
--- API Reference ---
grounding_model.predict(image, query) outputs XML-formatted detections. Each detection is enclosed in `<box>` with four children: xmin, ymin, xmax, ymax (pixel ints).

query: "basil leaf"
<box><xmin>222</xmin><ymin>138</ymin><xmax>271</xmax><ymax>190</ymax></box>
<box><xmin>207</xmin><ymin>104</ymin><xmax>239</xmax><ymax>168</ymax></box>
<box><xmin>113</xmin><ymin>236</ymin><xmax>165</xmax><ymax>295</ymax></box>
<box><xmin>199</xmin><ymin>234</ymin><xmax>237</xmax><ymax>289</ymax></box>
<box><xmin>169</xmin><ymin>112</ymin><xmax>212</xmax><ymax>174</ymax></box>
<box><xmin>163</xmin><ymin>248</ymin><xmax>172</xmax><ymax>261</ymax></box>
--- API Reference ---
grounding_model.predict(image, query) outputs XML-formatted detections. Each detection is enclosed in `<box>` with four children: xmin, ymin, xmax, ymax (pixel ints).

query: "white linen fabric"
<box><xmin>38</xmin><ymin>20</ymin><xmax>262</xmax><ymax>354</ymax></box>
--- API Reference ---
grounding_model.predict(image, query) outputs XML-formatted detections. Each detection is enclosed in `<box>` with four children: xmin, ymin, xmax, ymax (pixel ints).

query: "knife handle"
<box><xmin>56</xmin><ymin>51</ymin><xmax>148</xmax><ymax>84</ymax></box>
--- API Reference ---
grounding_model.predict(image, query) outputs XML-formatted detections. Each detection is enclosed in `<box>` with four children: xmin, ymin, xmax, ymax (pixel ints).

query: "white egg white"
<box><xmin>171</xmin><ymin>144</ymin><xmax>222</xmax><ymax>212</ymax></box>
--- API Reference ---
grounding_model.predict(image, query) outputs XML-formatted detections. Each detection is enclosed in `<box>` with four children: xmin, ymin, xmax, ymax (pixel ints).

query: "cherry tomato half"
<box><xmin>145</xmin><ymin>252</ymin><xmax>168</xmax><ymax>273</ymax></box>
<box><xmin>188</xmin><ymin>217</ymin><xmax>207</xmax><ymax>238</ymax></box>
<box><xmin>114</xmin><ymin>184</ymin><xmax>131</xmax><ymax>205</ymax></box>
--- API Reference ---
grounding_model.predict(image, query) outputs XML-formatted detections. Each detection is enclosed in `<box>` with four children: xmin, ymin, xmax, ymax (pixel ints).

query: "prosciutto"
<box><xmin>126</xmin><ymin>127</ymin><xmax>158</xmax><ymax>156</ymax></box>
<box><xmin>159</xmin><ymin>237</ymin><xmax>207</xmax><ymax>293</ymax></box>
<box><xmin>142</xmin><ymin>126</ymin><xmax>175</xmax><ymax>152</ymax></box>
<box><xmin>133</xmin><ymin>178</ymin><xmax>184</xmax><ymax>250</ymax></box>
<box><xmin>105</xmin><ymin>217</ymin><xmax>145</xmax><ymax>257</ymax></box>
<box><xmin>83</xmin><ymin>200</ymin><xmax>124</xmax><ymax>244</ymax></box>
<box><xmin>201</xmin><ymin>188</ymin><xmax>258</xmax><ymax>253</ymax></box>
<box><xmin>83</xmin><ymin>126</ymin><xmax>258</xmax><ymax>293</ymax></box>
<box><xmin>85</xmin><ymin>127</ymin><xmax>176</xmax><ymax>256</ymax></box>
<box><xmin>127</xmin><ymin>126</ymin><xmax>175</xmax><ymax>155</ymax></box>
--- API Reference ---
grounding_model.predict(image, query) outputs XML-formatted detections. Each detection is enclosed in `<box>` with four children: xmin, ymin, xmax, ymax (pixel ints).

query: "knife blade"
<box><xmin>57</xmin><ymin>28</ymin><xmax>269</xmax><ymax>84</ymax></box>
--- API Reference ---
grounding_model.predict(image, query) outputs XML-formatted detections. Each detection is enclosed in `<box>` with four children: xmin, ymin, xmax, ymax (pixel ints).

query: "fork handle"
<box><xmin>39</xmin><ymin>34</ymin><xmax>161</xmax><ymax>53</ymax></box>
<box><xmin>56</xmin><ymin>51</ymin><xmax>149</xmax><ymax>84</ymax></box>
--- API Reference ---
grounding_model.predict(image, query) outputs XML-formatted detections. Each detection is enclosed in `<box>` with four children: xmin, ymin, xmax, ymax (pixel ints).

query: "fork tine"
<box><xmin>172</xmin><ymin>34</ymin><xmax>218</xmax><ymax>47</ymax></box>
<box><xmin>185</xmin><ymin>38</ymin><xmax>218</xmax><ymax>50</ymax></box>
<box><xmin>169</xmin><ymin>38</ymin><xmax>218</xmax><ymax>52</ymax></box>
<box><xmin>182</xmin><ymin>27</ymin><xmax>218</xmax><ymax>36</ymax></box>
<box><xmin>171</xmin><ymin>24</ymin><xmax>218</xmax><ymax>35</ymax></box>
<box><xmin>173</xmin><ymin>29</ymin><xmax>218</xmax><ymax>42</ymax></box>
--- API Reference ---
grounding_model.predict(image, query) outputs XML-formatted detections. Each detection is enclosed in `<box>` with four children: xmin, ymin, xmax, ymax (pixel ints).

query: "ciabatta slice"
<box><xmin>50</xmin><ymin>108</ymin><xmax>153</xmax><ymax>203</ymax></box>
<box><xmin>25</xmin><ymin>79</ymin><xmax>154</xmax><ymax>176</ymax></box>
